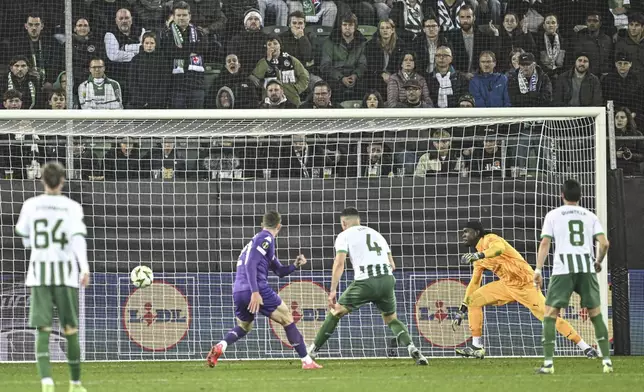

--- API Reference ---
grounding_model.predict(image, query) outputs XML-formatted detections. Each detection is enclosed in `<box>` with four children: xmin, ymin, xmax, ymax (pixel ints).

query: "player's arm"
<box><xmin>387</xmin><ymin>252</ymin><xmax>396</xmax><ymax>271</ymax></box>
<box><xmin>461</xmin><ymin>237</ymin><xmax>506</xmax><ymax>263</ymax></box>
<box><xmin>328</xmin><ymin>251</ymin><xmax>347</xmax><ymax>306</ymax></box>
<box><xmin>594</xmin><ymin>234</ymin><xmax>610</xmax><ymax>272</ymax></box>
<box><xmin>452</xmin><ymin>264</ymin><xmax>483</xmax><ymax>330</ymax></box>
<box><xmin>15</xmin><ymin>205</ymin><xmax>31</xmax><ymax>248</ymax></box>
<box><xmin>269</xmin><ymin>254</ymin><xmax>307</xmax><ymax>277</ymax></box>
<box><xmin>71</xmin><ymin>234</ymin><xmax>91</xmax><ymax>287</ymax></box>
<box><xmin>534</xmin><ymin>236</ymin><xmax>551</xmax><ymax>288</ymax></box>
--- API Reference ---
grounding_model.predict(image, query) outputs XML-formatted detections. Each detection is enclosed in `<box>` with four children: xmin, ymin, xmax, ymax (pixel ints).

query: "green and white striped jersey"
<box><xmin>541</xmin><ymin>205</ymin><xmax>604</xmax><ymax>275</ymax></box>
<box><xmin>334</xmin><ymin>225</ymin><xmax>393</xmax><ymax>281</ymax></box>
<box><xmin>15</xmin><ymin>194</ymin><xmax>87</xmax><ymax>287</ymax></box>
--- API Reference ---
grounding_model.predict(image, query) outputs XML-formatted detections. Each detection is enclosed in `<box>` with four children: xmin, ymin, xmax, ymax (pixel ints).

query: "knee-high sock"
<box><xmin>66</xmin><ymin>333</ymin><xmax>81</xmax><ymax>382</ymax></box>
<box><xmin>313</xmin><ymin>313</ymin><xmax>340</xmax><ymax>349</ymax></box>
<box><xmin>591</xmin><ymin>314</ymin><xmax>610</xmax><ymax>360</ymax></box>
<box><xmin>387</xmin><ymin>319</ymin><xmax>412</xmax><ymax>347</ymax></box>
<box><xmin>542</xmin><ymin>316</ymin><xmax>556</xmax><ymax>362</ymax></box>
<box><xmin>468</xmin><ymin>306</ymin><xmax>483</xmax><ymax>338</ymax></box>
<box><xmin>284</xmin><ymin>323</ymin><xmax>308</xmax><ymax>358</ymax></box>
<box><xmin>36</xmin><ymin>330</ymin><xmax>52</xmax><ymax>379</ymax></box>
<box><xmin>224</xmin><ymin>325</ymin><xmax>248</xmax><ymax>346</ymax></box>
<box><xmin>555</xmin><ymin>317</ymin><xmax>581</xmax><ymax>344</ymax></box>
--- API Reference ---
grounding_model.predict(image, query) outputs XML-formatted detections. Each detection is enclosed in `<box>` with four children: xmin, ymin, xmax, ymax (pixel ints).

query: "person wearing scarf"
<box><xmin>160</xmin><ymin>1</ymin><xmax>208</xmax><ymax>109</ymax></box>
<box><xmin>78</xmin><ymin>58</ymin><xmax>123</xmax><ymax>110</ymax></box>
<box><xmin>536</xmin><ymin>13</ymin><xmax>566</xmax><ymax>79</ymax></box>
<box><xmin>0</xmin><ymin>56</ymin><xmax>42</xmax><ymax>109</ymax></box>
<box><xmin>508</xmin><ymin>52</ymin><xmax>552</xmax><ymax>107</ymax></box>
<box><xmin>389</xmin><ymin>0</ymin><xmax>425</xmax><ymax>40</ymax></box>
<box><xmin>427</xmin><ymin>45</ymin><xmax>469</xmax><ymax>108</ymax></box>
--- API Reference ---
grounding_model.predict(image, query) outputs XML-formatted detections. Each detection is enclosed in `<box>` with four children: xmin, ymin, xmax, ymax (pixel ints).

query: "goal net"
<box><xmin>0</xmin><ymin>108</ymin><xmax>608</xmax><ymax>361</ymax></box>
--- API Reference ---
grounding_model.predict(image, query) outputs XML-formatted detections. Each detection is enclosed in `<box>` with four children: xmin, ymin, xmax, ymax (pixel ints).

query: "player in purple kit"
<box><xmin>206</xmin><ymin>211</ymin><xmax>323</xmax><ymax>369</ymax></box>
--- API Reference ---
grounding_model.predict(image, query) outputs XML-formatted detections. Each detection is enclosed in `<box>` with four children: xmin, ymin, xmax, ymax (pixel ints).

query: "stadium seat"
<box><xmin>305</xmin><ymin>25</ymin><xmax>332</xmax><ymax>37</ymax></box>
<box><xmin>262</xmin><ymin>26</ymin><xmax>289</xmax><ymax>35</ymax></box>
<box><xmin>340</xmin><ymin>100</ymin><xmax>363</xmax><ymax>108</ymax></box>
<box><xmin>357</xmin><ymin>25</ymin><xmax>378</xmax><ymax>40</ymax></box>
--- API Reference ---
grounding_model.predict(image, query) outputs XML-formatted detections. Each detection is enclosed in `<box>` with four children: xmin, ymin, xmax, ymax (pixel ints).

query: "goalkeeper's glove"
<box><xmin>451</xmin><ymin>303</ymin><xmax>468</xmax><ymax>331</ymax></box>
<box><xmin>460</xmin><ymin>252</ymin><xmax>485</xmax><ymax>264</ymax></box>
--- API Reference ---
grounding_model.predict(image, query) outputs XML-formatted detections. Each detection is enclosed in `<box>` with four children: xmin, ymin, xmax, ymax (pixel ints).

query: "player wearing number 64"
<box><xmin>453</xmin><ymin>220</ymin><xmax>597</xmax><ymax>360</ymax></box>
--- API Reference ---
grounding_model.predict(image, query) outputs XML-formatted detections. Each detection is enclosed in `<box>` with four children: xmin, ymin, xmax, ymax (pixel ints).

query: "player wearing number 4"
<box><xmin>453</xmin><ymin>220</ymin><xmax>597</xmax><ymax>360</ymax></box>
<box><xmin>15</xmin><ymin>162</ymin><xmax>90</xmax><ymax>392</ymax></box>
<box><xmin>308</xmin><ymin>208</ymin><xmax>429</xmax><ymax>365</ymax></box>
<box><xmin>535</xmin><ymin>179</ymin><xmax>612</xmax><ymax>374</ymax></box>
<box><xmin>206</xmin><ymin>211</ymin><xmax>322</xmax><ymax>369</ymax></box>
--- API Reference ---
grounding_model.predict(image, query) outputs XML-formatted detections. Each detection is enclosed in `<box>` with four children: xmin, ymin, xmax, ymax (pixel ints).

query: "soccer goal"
<box><xmin>0</xmin><ymin>108</ymin><xmax>607</xmax><ymax>361</ymax></box>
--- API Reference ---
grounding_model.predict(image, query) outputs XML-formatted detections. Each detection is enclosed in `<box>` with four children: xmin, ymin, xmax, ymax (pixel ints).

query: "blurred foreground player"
<box><xmin>452</xmin><ymin>221</ymin><xmax>597</xmax><ymax>360</ymax></box>
<box><xmin>206</xmin><ymin>211</ymin><xmax>322</xmax><ymax>369</ymax></box>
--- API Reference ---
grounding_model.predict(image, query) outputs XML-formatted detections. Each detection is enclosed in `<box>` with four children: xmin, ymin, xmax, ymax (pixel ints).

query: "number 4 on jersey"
<box><xmin>366</xmin><ymin>234</ymin><xmax>382</xmax><ymax>256</ymax></box>
<box><xmin>34</xmin><ymin>219</ymin><xmax>69</xmax><ymax>249</ymax></box>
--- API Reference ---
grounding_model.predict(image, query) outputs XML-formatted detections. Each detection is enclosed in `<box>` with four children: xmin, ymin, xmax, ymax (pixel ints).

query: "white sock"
<box><xmin>544</xmin><ymin>359</ymin><xmax>553</xmax><ymax>366</ymax></box>
<box><xmin>218</xmin><ymin>340</ymin><xmax>228</xmax><ymax>352</ymax></box>
<box><xmin>41</xmin><ymin>378</ymin><xmax>54</xmax><ymax>385</ymax></box>
<box><xmin>301</xmin><ymin>355</ymin><xmax>313</xmax><ymax>364</ymax></box>
<box><xmin>407</xmin><ymin>344</ymin><xmax>417</xmax><ymax>354</ymax></box>
<box><xmin>577</xmin><ymin>340</ymin><xmax>591</xmax><ymax>351</ymax></box>
<box><xmin>472</xmin><ymin>336</ymin><xmax>483</xmax><ymax>348</ymax></box>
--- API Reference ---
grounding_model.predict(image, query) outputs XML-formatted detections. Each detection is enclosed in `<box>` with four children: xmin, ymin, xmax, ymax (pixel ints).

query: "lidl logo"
<box><xmin>415</xmin><ymin>279</ymin><xmax>470</xmax><ymax>348</ymax></box>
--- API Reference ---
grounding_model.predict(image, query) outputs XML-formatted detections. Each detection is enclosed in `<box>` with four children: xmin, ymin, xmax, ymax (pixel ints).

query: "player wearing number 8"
<box><xmin>535</xmin><ymin>179</ymin><xmax>612</xmax><ymax>374</ymax></box>
<box><xmin>308</xmin><ymin>208</ymin><xmax>429</xmax><ymax>365</ymax></box>
<box><xmin>14</xmin><ymin>161</ymin><xmax>90</xmax><ymax>392</ymax></box>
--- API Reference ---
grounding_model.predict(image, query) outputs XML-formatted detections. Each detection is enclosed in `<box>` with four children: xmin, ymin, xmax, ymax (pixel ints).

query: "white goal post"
<box><xmin>0</xmin><ymin>107</ymin><xmax>608</xmax><ymax>361</ymax></box>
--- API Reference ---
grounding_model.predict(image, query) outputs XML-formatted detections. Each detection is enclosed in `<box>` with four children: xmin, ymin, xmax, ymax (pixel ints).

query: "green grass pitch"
<box><xmin>2</xmin><ymin>357</ymin><xmax>643</xmax><ymax>392</ymax></box>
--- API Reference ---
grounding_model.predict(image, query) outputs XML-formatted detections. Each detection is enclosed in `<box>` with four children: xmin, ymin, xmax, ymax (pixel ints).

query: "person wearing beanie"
<box><xmin>452</xmin><ymin>221</ymin><xmax>598</xmax><ymax>361</ymax></box>
<box><xmin>601</xmin><ymin>52</ymin><xmax>642</xmax><ymax>116</ymax></box>
<box><xmin>227</xmin><ymin>9</ymin><xmax>269</xmax><ymax>75</ymax></box>
<box><xmin>553</xmin><ymin>52</ymin><xmax>603</xmax><ymax>107</ymax></box>
<box><xmin>457</xmin><ymin>93</ymin><xmax>475</xmax><ymax>107</ymax></box>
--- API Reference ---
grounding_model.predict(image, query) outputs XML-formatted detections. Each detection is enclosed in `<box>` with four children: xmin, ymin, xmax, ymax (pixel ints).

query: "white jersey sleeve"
<box><xmin>540</xmin><ymin>211</ymin><xmax>554</xmax><ymax>239</ymax></box>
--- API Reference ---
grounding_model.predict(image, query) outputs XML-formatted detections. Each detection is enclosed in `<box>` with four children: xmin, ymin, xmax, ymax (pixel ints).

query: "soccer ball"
<box><xmin>130</xmin><ymin>266</ymin><xmax>154</xmax><ymax>288</ymax></box>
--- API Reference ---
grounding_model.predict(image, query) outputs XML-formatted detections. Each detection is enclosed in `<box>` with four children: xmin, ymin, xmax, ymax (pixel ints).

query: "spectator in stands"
<box><xmin>365</xmin><ymin>19</ymin><xmax>407</xmax><ymax>98</ymax></box>
<box><xmin>320</xmin><ymin>13</ymin><xmax>368</xmax><ymax>101</ymax></box>
<box><xmin>287</xmin><ymin>0</ymin><xmax>337</xmax><ymax>27</ymax></box>
<box><xmin>395</xmin><ymin>79</ymin><xmax>432</xmax><ymax>108</ymax></box>
<box><xmin>361</xmin><ymin>89</ymin><xmax>385</xmax><ymax>108</ymax></box>
<box><xmin>614</xmin><ymin>106</ymin><xmax>644</xmax><ymax>176</ymax></box>
<box><xmin>87</xmin><ymin>0</ymin><xmax>135</xmax><ymax>37</ymax></box>
<box><xmin>12</xmin><ymin>12</ymin><xmax>62</xmax><ymax>88</ymax></box>
<box><xmin>504</xmin><ymin>47</ymin><xmax>524</xmax><ymax>76</ymax></box>
<box><xmin>210</xmin><ymin>54</ymin><xmax>259</xmax><ymax>108</ymax></box>
<box><xmin>471</xmin><ymin>127</ymin><xmax>504</xmax><ymax>178</ymax></box>
<box><xmin>573</xmin><ymin>11</ymin><xmax>613</xmax><ymax>77</ymax></box>
<box><xmin>277</xmin><ymin>134</ymin><xmax>325</xmax><ymax>178</ymax></box>
<box><xmin>535</xmin><ymin>13</ymin><xmax>568</xmax><ymax>81</ymax></box>
<box><xmin>281</xmin><ymin>12</ymin><xmax>314</xmax><ymax>69</ymax></box>
<box><xmin>387</xmin><ymin>50</ymin><xmax>432</xmax><ymax>107</ymax></box>
<box><xmin>504</xmin><ymin>0</ymin><xmax>547</xmax><ymax>34</ymax></box>
<box><xmin>69</xmin><ymin>140</ymin><xmax>104</xmax><ymax>181</ymax></box>
<box><xmin>469</xmin><ymin>51</ymin><xmax>510</xmax><ymax>107</ymax></box>
<box><xmin>250</xmin><ymin>34</ymin><xmax>309</xmax><ymax>106</ymax></box>
<box><xmin>148</xmin><ymin>139</ymin><xmax>186</xmax><ymax>179</ymax></box>
<box><xmin>615</xmin><ymin>12</ymin><xmax>644</xmax><ymax>82</ymax></box>
<box><xmin>179</xmin><ymin>0</ymin><xmax>226</xmax><ymax>62</ymax></box>
<box><xmin>78</xmin><ymin>57</ymin><xmax>124</xmax><ymax>110</ymax></box>
<box><xmin>508</xmin><ymin>52</ymin><xmax>552</xmax><ymax>107</ymax></box>
<box><xmin>389</xmin><ymin>0</ymin><xmax>426</xmax><ymax>40</ymax></box>
<box><xmin>414</xmin><ymin>128</ymin><xmax>463</xmax><ymax>176</ymax></box>
<box><xmin>413</xmin><ymin>15</ymin><xmax>449</xmax><ymax>74</ymax></box>
<box><xmin>427</xmin><ymin>45</ymin><xmax>470</xmax><ymax>108</ymax></box>
<box><xmin>489</xmin><ymin>12</ymin><xmax>536</xmax><ymax>75</ymax></box>
<box><xmin>258</xmin><ymin>0</ymin><xmax>289</xmax><ymax>26</ymax></box>
<box><xmin>0</xmin><ymin>57</ymin><xmax>43</xmax><ymax>109</ymax></box>
<box><xmin>227</xmin><ymin>9</ymin><xmax>268</xmax><ymax>75</ymax></box>
<box><xmin>104</xmin><ymin>8</ymin><xmax>146</xmax><ymax>100</ymax></box>
<box><xmin>336</xmin><ymin>0</ymin><xmax>377</xmax><ymax>28</ymax></box>
<box><xmin>73</xmin><ymin>18</ymin><xmax>104</xmax><ymax>94</ymax></box>
<box><xmin>447</xmin><ymin>5</ymin><xmax>494</xmax><ymax>76</ymax></box>
<box><xmin>128</xmin><ymin>32</ymin><xmax>167</xmax><ymax>108</ymax></box>
<box><xmin>160</xmin><ymin>1</ymin><xmax>208</xmax><ymax>109</ymax></box>
<box><xmin>362</xmin><ymin>142</ymin><xmax>393</xmax><ymax>177</ymax></box>
<box><xmin>127</xmin><ymin>0</ymin><xmax>171</xmax><ymax>32</ymax></box>
<box><xmin>300</xmin><ymin>80</ymin><xmax>339</xmax><ymax>107</ymax></box>
<box><xmin>48</xmin><ymin>89</ymin><xmax>66</xmax><ymax>110</ymax></box>
<box><xmin>602</xmin><ymin>53</ymin><xmax>642</xmax><ymax>118</ymax></box>
<box><xmin>553</xmin><ymin>52</ymin><xmax>603</xmax><ymax>107</ymax></box>
<box><xmin>104</xmin><ymin>137</ymin><xmax>141</xmax><ymax>180</ymax></box>
<box><xmin>259</xmin><ymin>79</ymin><xmax>298</xmax><ymax>108</ymax></box>
<box><xmin>432</xmin><ymin>0</ymin><xmax>466</xmax><ymax>32</ymax></box>
<box><xmin>1</xmin><ymin>89</ymin><xmax>23</xmax><ymax>110</ymax></box>
<box><xmin>471</xmin><ymin>0</ymin><xmax>502</xmax><ymax>26</ymax></box>
<box><xmin>458</xmin><ymin>93</ymin><xmax>475</xmax><ymax>107</ymax></box>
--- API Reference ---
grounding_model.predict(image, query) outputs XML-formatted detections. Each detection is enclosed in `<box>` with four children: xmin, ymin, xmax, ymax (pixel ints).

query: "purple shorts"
<box><xmin>233</xmin><ymin>287</ymin><xmax>283</xmax><ymax>322</ymax></box>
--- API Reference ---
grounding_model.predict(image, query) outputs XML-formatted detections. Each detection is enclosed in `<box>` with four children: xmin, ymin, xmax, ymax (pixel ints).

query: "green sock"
<box><xmin>387</xmin><ymin>319</ymin><xmax>412</xmax><ymax>347</ymax></box>
<box><xmin>542</xmin><ymin>316</ymin><xmax>556</xmax><ymax>362</ymax></box>
<box><xmin>313</xmin><ymin>313</ymin><xmax>340</xmax><ymax>349</ymax></box>
<box><xmin>36</xmin><ymin>329</ymin><xmax>52</xmax><ymax>379</ymax></box>
<box><xmin>590</xmin><ymin>314</ymin><xmax>611</xmax><ymax>361</ymax></box>
<box><xmin>66</xmin><ymin>333</ymin><xmax>81</xmax><ymax>382</ymax></box>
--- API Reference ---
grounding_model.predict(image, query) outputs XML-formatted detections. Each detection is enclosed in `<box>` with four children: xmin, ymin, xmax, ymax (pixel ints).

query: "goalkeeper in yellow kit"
<box><xmin>451</xmin><ymin>221</ymin><xmax>597</xmax><ymax>359</ymax></box>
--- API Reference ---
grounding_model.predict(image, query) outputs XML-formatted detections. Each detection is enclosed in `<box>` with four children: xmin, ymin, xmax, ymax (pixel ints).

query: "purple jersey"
<box><xmin>233</xmin><ymin>229</ymin><xmax>296</xmax><ymax>293</ymax></box>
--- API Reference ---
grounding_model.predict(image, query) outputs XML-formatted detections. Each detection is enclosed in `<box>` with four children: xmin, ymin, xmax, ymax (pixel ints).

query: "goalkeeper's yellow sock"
<box><xmin>542</xmin><ymin>316</ymin><xmax>556</xmax><ymax>364</ymax></box>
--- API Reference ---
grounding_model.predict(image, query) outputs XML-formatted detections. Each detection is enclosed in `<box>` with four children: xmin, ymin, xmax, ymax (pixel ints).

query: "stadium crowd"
<box><xmin>1</xmin><ymin>0</ymin><xmax>644</xmax><ymax>178</ymax></box>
